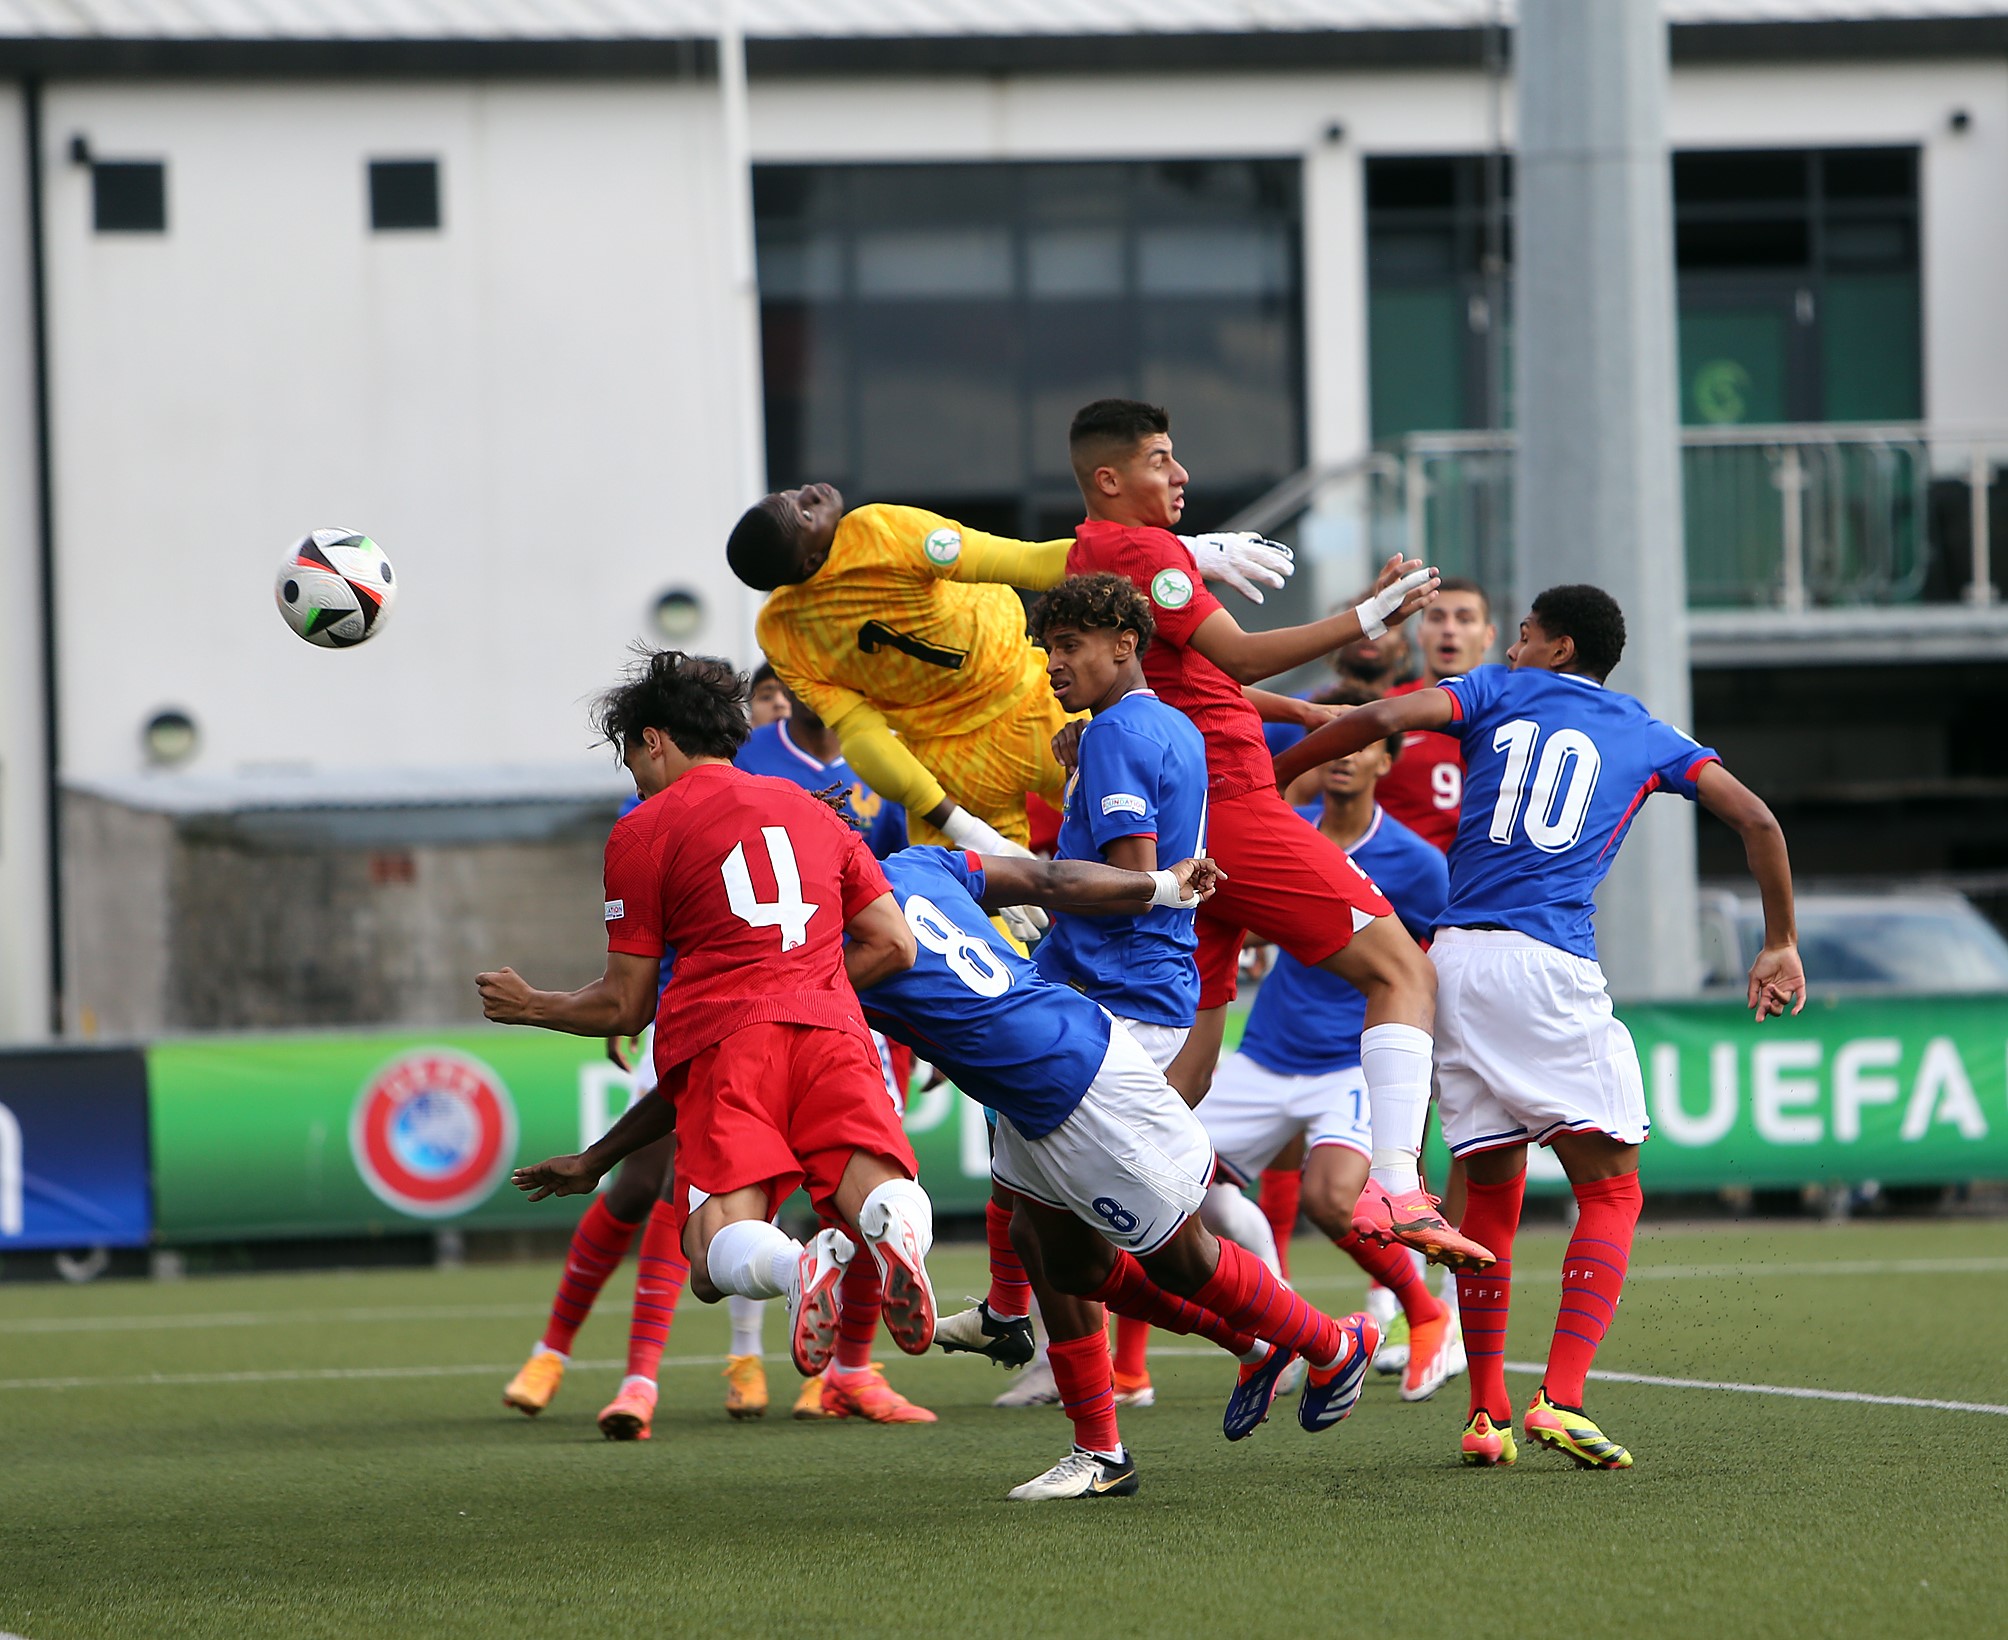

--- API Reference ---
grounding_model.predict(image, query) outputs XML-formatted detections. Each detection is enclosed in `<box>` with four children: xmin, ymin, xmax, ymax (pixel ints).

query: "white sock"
<box><xmin>1362</xmin><ymin>1022</ymin><xmax>1433</xmax><ymax>1192</ymax></box>
<box><xmin>1236</xmin><ymin>1339</ymin><xmax>1271</xmax><ymax>1367</ymax></box>
<box><xmin>618</xmin><ymin>1372</ymin><xmax>656</xmax><ymax>1395</ymax></box>
<box><xmin>1438</xmin><ymin>1263</ymin><xmax>1460</xmax><ymax>1315</ymax></box>
<box><xmin>857</xmin><ymin>1176</ymin><xmax>935</xmax><ymax>1257</ymax></box>
<box><xmin>534</xmin><ymin>1341</ymin><xmax>568</xmax><ymax>1362</ymax></box>
<box><xmin>728</xmin><ymin>1294</ymin><xmax>766</xmax><ymax>1357</ymax></box>
<box><xmin>704</xmin><ymin>1218</ymin><xmax>799</xmax><ymax>1302</ymax></box>
<box><xmin>1199</xmin><ymin>1183</ymin><xmax>1281</xmax><ymax>1276</ymax></box>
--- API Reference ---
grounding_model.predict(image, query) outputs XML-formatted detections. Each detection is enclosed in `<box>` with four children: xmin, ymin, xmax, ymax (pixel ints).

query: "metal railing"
<box><xmin>1229</xmin><ymin>423</ymin><xmax>2007</xmax><ymax>615</ymax></box>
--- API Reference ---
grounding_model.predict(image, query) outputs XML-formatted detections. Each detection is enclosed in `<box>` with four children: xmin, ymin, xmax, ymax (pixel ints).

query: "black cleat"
<box><xmin>933</xmin><ymin>1301</ymin><xmax>1036</xmax><ymax>1369</ymax></box>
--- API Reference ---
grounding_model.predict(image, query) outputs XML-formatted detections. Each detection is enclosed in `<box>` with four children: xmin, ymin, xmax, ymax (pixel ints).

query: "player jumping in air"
<box><xmin>1275</xmin><ymin>584</ymin><xmax>1806</xmax><ymax>1468</ymax></box>
<box><xmin>482</xmin><ymin>650</ymin><xmax>940</xmax><ymax>1412</ymax></box>
<box><xmin>1055</xmin><ymin>398</ymin><xmax>1489</xmax><ymax>1270</ymax></box>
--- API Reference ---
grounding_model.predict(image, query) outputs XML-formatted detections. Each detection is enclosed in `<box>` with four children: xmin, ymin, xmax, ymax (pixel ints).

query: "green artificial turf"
<box><xmin>4</xmin><ymin>1220</ymin><xmax>2006</xmax><ymax>1639</ymax></box>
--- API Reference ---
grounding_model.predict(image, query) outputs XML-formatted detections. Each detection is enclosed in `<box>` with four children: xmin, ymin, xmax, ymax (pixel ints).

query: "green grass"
<box><xmin>4</xmin><ymin>1219</ymin><xmax>2007</xmax><ymax>1639</ymax></box>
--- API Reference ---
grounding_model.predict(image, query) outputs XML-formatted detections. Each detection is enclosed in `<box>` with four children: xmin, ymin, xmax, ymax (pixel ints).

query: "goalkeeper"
<box><xmin>726</xmin><ymin>481</ymin><xmax>1290</xmax><ymax>862</ymax></box>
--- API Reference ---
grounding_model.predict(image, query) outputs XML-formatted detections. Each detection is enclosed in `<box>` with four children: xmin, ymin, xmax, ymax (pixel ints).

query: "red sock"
<box><xmin>1112</xmin><ymin>1315</ymin><xmax>1151</xmax><ymax>1383</ymax></box>
<box><xmin>1193</xmin><ymin>1238</ymin><xmax>1346</xmax><ymax>1367</ymax></box>
<box><xmin>984</xmin><ymin>1196</ymin><xmax>1032</xmax><ymax>1320</ymax></box>
<box><xmin>1258</xmin><ymin>1168</ymin><xmax>1303</xmax><ymax>1279</ymax></box>
<box><xmin>625</xmin><ymin>1200</ymin><xmax>689</xmax><ymax>1382</ymax></box>
<box><xmin>1455</xmin><ymin>1170</ymin><xmax>1526</xmax><ymax>1420</ymax></box>
<box><xmin>1545</xmin><ymin>1172</ymin><xmax>1642</xmax><ymax>1407</ymax></box>
<box><xmin>542</xmin><ymin>1196</ymin><xmax>641</xmax><ymax>1355</ymax></box>
<box><xmin>833</xmin><ymin>1257</ymin><xmax>883</xmax><ymax>1373</ymax></box>
<box><xmin>1086</xmin><ymin>1251</ymin><xmax>1258</xmax><ymax>1357</ymax></box>
<box><xmin>1338</xmin><ymin>1229</ymin><xmax>1444</xmax><ymax>1326</ymax></box>
<box><xmin>1047</xmin><ymin>1330</ymin><xmax>1122</xmax><ymax>1457</ymax></box>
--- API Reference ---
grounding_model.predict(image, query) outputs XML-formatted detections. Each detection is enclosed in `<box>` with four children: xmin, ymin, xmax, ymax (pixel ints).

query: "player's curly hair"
<box><xmin>593</xmin><ymin>647</ymin><xmax>751</xmax><ymax>762</ymax></box>
<box><xmin>1531</xmin><ymin>584</ymin><xmax>1627</xmax><ymax>679</ymax></box>
<box><xmin>1312</xmin><ymin>682</ymin><xmax>1404</xmax><ymax>758</ymax></box>
<box><xmin>1031</xmin><ymin>572</ymin><xmax>1156</xmax><ymax>657</ymax></box>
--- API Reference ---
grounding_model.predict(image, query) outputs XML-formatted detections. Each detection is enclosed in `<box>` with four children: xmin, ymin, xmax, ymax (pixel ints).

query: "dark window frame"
<box><xmin>368</xmin><ymin>158</ymin><xmax>442</xmax><ymax>232</ymax></box>
<box><xmin>92</xmin><ymin>160</ymin><xmax>167</xmax><ymax>233</ymax></box>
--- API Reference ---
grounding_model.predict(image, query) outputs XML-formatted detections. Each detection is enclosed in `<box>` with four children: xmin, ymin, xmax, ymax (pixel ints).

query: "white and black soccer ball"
<box><xmin>275</xmin><ymin>529</ymin><xmax>397</xmax><ymax>649</ymax></box>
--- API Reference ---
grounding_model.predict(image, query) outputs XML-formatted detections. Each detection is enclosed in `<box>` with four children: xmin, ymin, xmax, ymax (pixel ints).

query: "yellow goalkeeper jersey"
<box><xmin>756</xmin><ymin>504</ymin><xmax>1070</xmax><ymax>744</ymax></box>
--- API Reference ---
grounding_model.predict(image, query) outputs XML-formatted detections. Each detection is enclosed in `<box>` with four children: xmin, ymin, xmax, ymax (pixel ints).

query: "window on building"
<box><xmin>369</xmin><ymin>160</ymin><xmax>441</xmax><ymax>232</ymax></box>
<box><xmin>93</xmin><ymin>161</ymin><xmax>167</xmax><ymax>233</ymax></box>
<box><xmin>755</xmin><ymin>160</ymin><xmax>1305</xmax><ymax>538</ymax></box>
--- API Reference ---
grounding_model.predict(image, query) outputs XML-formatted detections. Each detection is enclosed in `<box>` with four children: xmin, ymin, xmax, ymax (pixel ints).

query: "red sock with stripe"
<box><xmin>832</xmin><ymin>1256</ymin><xmax>883</xmax><ymax>1375</ymax></box>
<box><xmin>1258</xmin><ymin>1168</ymin><xmax>1303</xmax><ymax>1279</ymax></box>
<box><xmin>541</xmin><ymin>1196</ymin><xmax>641</xmax><ymax>1355</ymax></box>
<box><xmin>1047</xmin><ymin>1329</ymin><xmax>1122</xmax><ymax>1458</ymax></box>
<box><xmin>984</xmin><ymin>1196</ymin><xmax>1032</xmax><ymax>1321</ymax></box>
<box><xmin>1112</xmin><ymin>1315</ymin><xmax>1152</xmax><ymax>1386</ymax></box>
<box><xmin>1191</xmin><ymin>1237</ymin><xmax>1346</xmax><ymax>1368</ymax></box>
<box><xmin>1086</xmin><ymin>1251</ymin><xmax>1259</xmax><ymax>1357</ymax></box>
<box><xmin>1544</xmin><ymin>1172</ymin><xmax>1643</xmax><ymax>1407</ymax></box>
<box><xmin>1338</xmin><ymin>1229</ymin><xmax>1444</xmax><ymax>1326</ymax></box>
<box><xmin>624</xmin><ymin>1200</ymin><xmax>689</xmax><ymax>1383</ymax></box>
<box><xmin>1454</xmin><ymin>1170</ymin><xmax>1526</xmax><ymax>1421</ymax></box>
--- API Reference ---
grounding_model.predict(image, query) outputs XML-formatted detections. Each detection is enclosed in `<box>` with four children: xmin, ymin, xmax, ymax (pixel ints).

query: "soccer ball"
<box><xmin>275</xmin><ymin>529</ymin><xmax>397</xmax><ymax>649</ymax></box>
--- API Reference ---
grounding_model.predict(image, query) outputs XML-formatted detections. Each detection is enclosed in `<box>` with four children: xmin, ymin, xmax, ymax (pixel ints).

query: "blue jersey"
<box><xmin>733</xmin><ymin>721</ymin><xmax>908</xmax><ymax>857</ymax></box>
<box><xmin>1239</xmin><ymin>805</ymin><xmax>1449</xmax><ymax>1076</ymax></box>
<box><xmin>1034</xmin><ymin>690</ymin><xmax>1208</xmax><ymax>1027</ymax></box>
<box><xmin>1438</xmin><ymin>666</ymin><xmax>1720</xmax><ymax>959</ymax></box>
<box><xmin>861</xmin><ymin>847</ymin><xmax>1113</xmax><ymax>1139</ymax></box>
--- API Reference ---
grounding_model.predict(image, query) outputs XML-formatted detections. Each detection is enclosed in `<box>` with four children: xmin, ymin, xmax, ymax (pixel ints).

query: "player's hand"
<box><xmin>1181</xmin><ymin>532</ymin><xmax>1296</xmax><ymax>604</ymax></box>
<box><xmin>1166</xmin><ymin>856</ymin><xmax>1224</xmax><ymax>904</ymax></box>
<box><xmin>1354</xmin><ymin>555</ymin><xmax>1439</xmax><ymax>638</ymax></box>
<box><xmin>1747</xmin><ymin>945</ymin><xmax>1807</xmax><ymax>1021</ymax></box>
<box><xmin>1051</xmin><ymin>720</ymin><xmax>1084</xmax><ymax>771</ymax></box>
<box><xmin>605</xmin><ymin>1033</ymin><xmax>639</xmax><ymax>1072</ymax></box>
<box><xmin>477</xmin><ymin>967</ymin><xmax>538</xmax><ymax>1025</ymax></box>
<box><xmin>511</xmin><ymin>1154</ymin><xmax>603</xmax><ymax>1201</ymax></box>
<box><xmin>999</xmin><ymin>903</ymin><xmax>1050</xmax><ymax>944</ymax></box>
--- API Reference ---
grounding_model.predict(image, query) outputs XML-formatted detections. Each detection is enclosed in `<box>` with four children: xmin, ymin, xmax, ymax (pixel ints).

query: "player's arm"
<box><xmin>1272</xmin><ymin>687</ymin><xmax>1455</xmax><ymax>792</ymax></box>
<box><xmin>513</xmin><ymin>1080</ymin><xmax>677</xmax><ymax>1201</ymax></box>
<box><xmin>1695</xmin><ymin>762</ymin><xmax>1806</xmax><ymax>1021</ymax></box>
<box><xmin>825</xmin><ymin>696</ymin><xmax>1030</xmax><ymax>862</ymax></box>
<box><xmin>941</xmin><ymin>528</ymin><xmax>1074</xmax><ymax>591</ymax></box>
<box><xmin>971</xmin><ymin>853</ymin><xmax>1219</xmax><ymax>917</ymax></box>
<box><xmin>476</xmin><ymin>952</ymin><xmax>659</xmax><ymax>1038</ymax></box>
<box><xmin>1245</xmin><ymin>687</ymin><xmax>1340</xmax><ymax>729</ymax></box>
<box><xmin>844</xmin><ymin>890</ymin><xmax>918</xmax><ymax>991</ymax></box>
<box><xmin>1188</xmin><ymin>555</ymin><xmax>1439</xmax><ymax>686</ymax></box>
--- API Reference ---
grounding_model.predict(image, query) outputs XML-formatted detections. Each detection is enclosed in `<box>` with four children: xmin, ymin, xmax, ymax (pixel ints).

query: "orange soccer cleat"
<box><xmin>723</xmin><ymin>1353</ymin><xmax>769</xmax><ymax>1421</ymax></box>
<box><xmin>793</xmin><ymin>1372</ymin><xmax>834</xmax><ymax>1420</ymax></box>
<box><xmin>1352</xmin><ymin>1179</ymin><xmax>1495</xmax><ymax>1272</ymax></box>
<box><xmin>502</xmin><ymin>1348</ymin><xmax>566</xmax><ymax>1416</ymax></box>
<box><xmin>597</xmin><ymin>1377</ymin><xmax>657</xmax><ymax>1441</ymax></box>
<box><xmin>820</xmin><ymin>1365</ymin><xmax>938</xmax><ymax>1424</ymax></box>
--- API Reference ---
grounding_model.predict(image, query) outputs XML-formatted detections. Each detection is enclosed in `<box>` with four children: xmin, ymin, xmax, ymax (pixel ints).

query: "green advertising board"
<box><xmin>146</xmin><ymin>992</ymin><xmax>2008</xmax><ymax>1243</ymax></box>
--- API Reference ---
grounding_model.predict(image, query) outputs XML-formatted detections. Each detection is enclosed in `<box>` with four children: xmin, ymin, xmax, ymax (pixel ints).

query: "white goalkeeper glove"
<box><xmin>1353</xmin><ymin>566</ymin><xmax>1438</xmax><ymax>640</ymax></box>
<box><xmin>938</xmin><ymin>807</ymin><xmax>1049</xmax><ymax>939</ymax></box>
<box><xmin>1180</xmin><ymin>533</ymin><xmax>1295</xmax><ymax>605</ymax></box>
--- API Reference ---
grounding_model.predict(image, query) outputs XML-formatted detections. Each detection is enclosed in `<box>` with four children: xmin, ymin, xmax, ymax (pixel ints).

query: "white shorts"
<box><xmin>1198</xmin><ymin>1050</ymin><xmax>1371</xmax><ymax>1186</ymax></box>
<box><xmin>1431</xmin><ymin>927</ymin><xmax>1650</xmax><ymax>1155</ymax></box>
<box><xmin>1115</xmin><ymin>1017</ymin><xmax>1190</xmax><ymax>1073</ymax></box>
<box><xmin>990</xmin><ymin>1020</ymin><xmax>1213</xmax><ymax>1256</ymax></box>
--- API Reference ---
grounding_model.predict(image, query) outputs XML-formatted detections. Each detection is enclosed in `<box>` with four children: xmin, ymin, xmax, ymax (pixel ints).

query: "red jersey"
<box><xmin>602</xmin><ymin>764</ymin><xmax>891</xmax><ymax>1071</ymax></box>
<box><xmin>1374</xmin><ymin>678</ymin><xmax>1463</xmax><ymax>851</ymax></box>
<box><xmin>1068</xmin><ymin>521</ymin><xmax>1274</xmax><ymax>801</ymax></box>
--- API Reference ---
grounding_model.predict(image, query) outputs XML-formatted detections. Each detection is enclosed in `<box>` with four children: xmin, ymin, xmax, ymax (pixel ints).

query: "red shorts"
<box><xmin>671</xmin><ymin>1021</ymin><xmax>915</xmax><ymax>1218</ymax></box>
<box><xmin>1196</xmin><ymin>786</ymin><xmax>1394</xmax><ymax>1009</ymax></box>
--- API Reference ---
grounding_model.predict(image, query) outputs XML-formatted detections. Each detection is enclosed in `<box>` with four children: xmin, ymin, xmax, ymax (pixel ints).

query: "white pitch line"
<box><xmin>1291</xmin><ymin>1253</ymin><xmax>2008</xmax><ymax>1292</ymax></box>
<box><xmin>1502</xmin><ymin>1359</ymin><xmax>2008</xmax><ymax>1416</ymax></box>
<box><xmin>0</xmin><ymin>1302</ymin><xmax>545</xmax><ymax>1335</ymax></box>
<box><xmin>0</xmin><ymin>1354</ymin><xmax>722</xmax><ymax>1392</ymax></box>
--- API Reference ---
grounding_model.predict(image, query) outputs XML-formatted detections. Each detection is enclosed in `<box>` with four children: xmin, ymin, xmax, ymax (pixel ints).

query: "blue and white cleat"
<box><xmin>1223</xmin><ymin>1345</ymin><xmax>1298</xmax><ymax>1442</ymax></box>
<box><xmin>1298</xmin><ymin>1312</ymin><xmax>1381</xmax><ymax>1433</ymax></box>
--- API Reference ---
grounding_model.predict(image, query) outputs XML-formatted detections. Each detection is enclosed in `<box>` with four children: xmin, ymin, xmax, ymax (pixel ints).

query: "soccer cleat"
<box><xmin>1112</xmin><ymin>1371</ymin><xmax>1156</xmax><ymax>1409</ymax></box>
<box><xmin>1524</xmin><ymin>1388</ymin><xmax>1633</xmax><ymax>1469</ymax></box>
<box><xmin>1352</xmin><ymin>1179</ymin><xmax>1495</xmax><ymax>1272</ymax></box>
<box><xmin>793</xmin><ymin>1373</ymin><xmax>833</xmax><ymax>1420</ymax></box>
<box><xmin>858</xmin><ymin>1203</ymin><xmax>937</xmax><ymax>1358</ymax></box>
<box><xmin>1299</xmin><ymin>1312</ymin><xmax>1381</xmax><ymax>1433</ymax></box>
<box><xmin>1224</xmin><ymin>1345</ymin><xmax>1297</xmax><ymax>1441</ymax></box>
<box><xmin>933</xmin><ymin>1301</ymin><xmax>1036</xmax><ymax>1369</ymax></box>
<box><xmin>1274</xmin><ymin>1354</ymin><xmax>1308</xmax><ymax>1398</ymax></box>
<box><xmin>1400</xmin><ymin>1314</ymin><xmax>1452</xmax><ymax>1402</ymax></box>
<box><xmin>1461</xmin><ymin>1408</ymin><xmax>1518</xmax><ymax>1467</ymax></box>
<box><xmin>821</xmin><ymin>1364</ymin><xmax>938</xmax><ymax>1424</ymax></box>
<box><xmin>993</xmin><ymin>1357</ymin><xmax>1062</xmax><ymax>1408</ymax></box>
<box><xmin>502</xmin><ymin>1347</ymin><xmax>565</xmax><ymax>1416</ymax></box>
<box><xmin>1006</xmin><ymin>1445</ymin><xmax>1139</xmax><ymax>1502</ymax></box>
<box><xmin>789</xmin><ymin>1228</ymin><xmax>854</xmax><ymax>1378</ymax></box>
<box><xmin>723</xmin><ymin>1353</ymin><xmax>769</xmax><ymax>1420</ymax></box>
<box><xmin>1443</xmin><ymin>1318</ymin><xmax>1468</xmax><ymax>1383</ymax></box>
<box><xmin>597</xmin><ymin>1379</ymin><xmax>656</xmax><ymax>1441</ymax></box>
<box><xmin>1372</xmin><ymin>1311</ymin><xmax>1411</xmax><ymax>1376</ymax></box>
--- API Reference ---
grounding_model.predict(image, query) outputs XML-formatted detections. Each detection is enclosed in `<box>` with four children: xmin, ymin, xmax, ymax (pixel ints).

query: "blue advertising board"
<box><xmin>0</xmin><ymin>1048</ymin><xmax>152</xmax><ymax>1250</ymax></box>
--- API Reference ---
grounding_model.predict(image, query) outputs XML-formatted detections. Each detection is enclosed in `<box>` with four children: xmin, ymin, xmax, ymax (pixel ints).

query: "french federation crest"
<box><xmin>350</xmin><ymin>1049</ymin><xmax>518</xmax><ymax>1219</ymax></box>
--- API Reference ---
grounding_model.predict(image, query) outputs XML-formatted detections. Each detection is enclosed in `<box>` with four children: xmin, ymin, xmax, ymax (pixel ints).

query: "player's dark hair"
<box><xmin>726</xmin><ymin>504</ymin><xmax>800</xmax><ymax>592</ymax></box>
<box><xmin>1530</xmin><ymin>584</ymin><xmax>1626</xmax><ymax>679</ymax></box>
<box><xmin>1031</xmin><ymin>572</ymin><xmax>1156</xmax><ymax>657</ymax></box>
<box><xmin>593</xmin><ymin>648</ymin><xmax>751</xmax><ymax>762</ymax></box>
<box><xmin>1311</xmin><ymin>682</ymin><xmax>1404</xmax><ymax>758</ymax></box>
<box><xmin>1068</xmin><ymin>399</ymin><xmax>1171</xmax><ymax>489</ymax></box>
<box><xmin>1436</xmin><ymin>575</ymin><xmax>1491</xmax><ymax>615</ymax></box>
<box><xmin>750</xmin><ymin>660</ymin><xmax>780</xmax><ymax>691</ymax></box>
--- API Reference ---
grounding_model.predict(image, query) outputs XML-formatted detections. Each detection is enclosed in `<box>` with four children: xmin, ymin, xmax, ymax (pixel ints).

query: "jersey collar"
<box><xmin>776</xmin><ymin>720</ymin><xmax>832</xmax><ymax>772</ymax></box>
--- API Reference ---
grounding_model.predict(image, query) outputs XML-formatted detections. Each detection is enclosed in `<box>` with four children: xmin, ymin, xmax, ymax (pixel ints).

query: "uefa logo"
<box><xmin>350</xmin><ymin>1049</ymin><xmax>518</xmax><ymax>1219</ymax></box>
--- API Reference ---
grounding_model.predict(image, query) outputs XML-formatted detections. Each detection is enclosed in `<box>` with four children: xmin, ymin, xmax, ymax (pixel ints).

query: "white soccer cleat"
<box><xmin>788</xmin><ymin>1228</ymin><xmax>854</xmax><ymax>1379</ymax></box>
<box><xmin>1006</xmin><ymin>1445</ymin><xmax>1139</xmax><ymax>1502</ymax></box>
<box><xmin>857</xmin><ymin>1194</ymin><xmax>938</xmax><ymax>1357</ymax></box>
<box><xmin>993</xmin><ymin>1356</ymin><xmax>1061</xmax><ymax>1408</ymax></box>
<box><xmin>1274</xmin><ymin>1355</ymin><xmax>1308</xmax><ymax>1398</ymax></box>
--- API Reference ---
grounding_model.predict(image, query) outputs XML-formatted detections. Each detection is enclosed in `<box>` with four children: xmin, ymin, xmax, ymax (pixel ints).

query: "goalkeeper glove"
<box><xmin>1180</xmin><ymin>533</ymin><xmax>1296</xmax><ymax>604</ymax></box>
